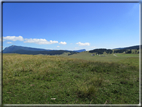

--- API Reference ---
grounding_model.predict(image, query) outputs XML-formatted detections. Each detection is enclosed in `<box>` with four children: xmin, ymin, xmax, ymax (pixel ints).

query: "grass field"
<box><xmin>2</xmin><ymin>53</ymin><xmax>139</xmax><ymax>104</ymax></box>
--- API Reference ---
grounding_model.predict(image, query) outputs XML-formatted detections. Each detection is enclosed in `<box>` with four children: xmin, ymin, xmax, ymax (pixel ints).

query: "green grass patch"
<box><xmin>3</xmin><ymin>53</ymin><xmax>139</xmax><ymax>104</ymax></box>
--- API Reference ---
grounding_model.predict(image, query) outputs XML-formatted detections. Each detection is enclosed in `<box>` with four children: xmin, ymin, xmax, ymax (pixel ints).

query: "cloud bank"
<box><xmin>3</xmin><ymin>36</ymin><xmax>24</xmax><ymax>41</ymax></box>
<box><xmin>3</xmin><ymin>36</ymin><xmax>62</xmax><ymax>45</ymax></box>
<box><xmin>76</xmin><ymin>42</ymin><xmax>90</xmax><ymax>46</ymax></box>
<box><xmin>24</xmin><ymin>38</ymin><xmax>58</xmax><ymax>44</ymax></box>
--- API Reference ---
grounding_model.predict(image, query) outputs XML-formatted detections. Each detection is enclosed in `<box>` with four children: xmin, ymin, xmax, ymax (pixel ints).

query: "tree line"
<box><xmin>89</xmin><ymin>49</ymin><xmax>139</xmax><ymax>54</ymax></box>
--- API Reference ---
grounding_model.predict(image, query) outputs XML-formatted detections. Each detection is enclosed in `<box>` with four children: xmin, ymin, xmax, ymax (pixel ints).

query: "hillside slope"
<box><xmin>3</xmin><ymin>45</ymin><xmax>85</xmax><ymax>54</ymax></box>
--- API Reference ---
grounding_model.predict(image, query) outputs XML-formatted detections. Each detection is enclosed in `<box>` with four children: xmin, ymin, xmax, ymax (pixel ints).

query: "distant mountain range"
<box><xmin>114</xmin><ymin>45</ymin><xmax>140</xmax><ymax>50</ymax></box>
<box><xmin>3</xmin><ymin>45</ymin><xmax>86</xmax><ymax>55</ymax></box>
<box><xmin>2</xmin><ymin>45</ymin><xmax>141</xmax><ymax>55</ymax></box>
<box><xmin>73</xmin><ymin>49</ymin><xmax>86</xmax><ymax>52</ymax></box>
<box><xmin>89</xmin><ymin>45</ymin><xmax>141</xmax><ymax>54</ymax></box>
<box><xmin>3</xmin><ymin>45</ymin><xmax>50</xmax><ymax>53</ymax></box>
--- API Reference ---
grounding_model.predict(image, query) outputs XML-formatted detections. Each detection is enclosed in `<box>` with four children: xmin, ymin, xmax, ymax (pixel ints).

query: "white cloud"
<box><xmin>59</xmin><ymin>41</ymin><xmax>67</xmax><ymax>45</ymax></box>
<box><xmin>57</xmin><ymin>46</ymin><xmax>60</xmax><ymax>47</ymax></box>
<box><xmin>3</xmin><ymin>36</ymin><xmax>24</xmax><ymax>41</ymax></box>
<box><xmin>76</xmin><ymin>42</ymin><xmax>90</xmax><ymax>46</ymax></box>
<box><xmin>7</xmin><ymin>42</ymin><xmax>12</xmax><ymax>44</ymax></box>
<box><xmin>24</xmin><ymin>38</ymin><xmax>58</xmax><ymax>45</ymax></box>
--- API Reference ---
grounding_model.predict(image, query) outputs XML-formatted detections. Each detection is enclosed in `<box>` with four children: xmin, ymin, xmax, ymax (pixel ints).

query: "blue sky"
<box><xmin>3</xmin><ymin>3</ymin><xmax>139</xmax><ymax>51</ymax></box>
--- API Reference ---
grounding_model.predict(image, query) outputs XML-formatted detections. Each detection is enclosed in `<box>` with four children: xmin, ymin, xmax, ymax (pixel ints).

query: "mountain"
<box><xmin>60</xmin><ymin>49</ymin><xmax>86</xmax><ymax>52</ymax></box>
<box><xmin>3</xmin><ymin>45</ymin><xmax>86</xmax><ymax>54</ymax></box>
<box><xmin>114</xmin><ymin>45</ymin><xmax>141</xmax><ymax>50</ymax></box>
<box><xmin>3</xmin><ymin>45</ymin><xmax>140</xmax><ymax>55</ymax></box>
<box><xmin>3</xmin><ymin>45</ymin><xmax>50</xmax><ymax>53</ymax></box>
<box><xmin>2</xmin><ymin>45</ymin><xmax>79</xmax><ymax>55</ymax></box>
<box><xmin>89</xmin><ymin>45</ymin><xmax>141</xmax><ymax>54</ymax></box>
<box><xmin>9</xmin><ymin>49</ymin><xmax>78</xmax><ymax>55</ymax></box>
<box><xmin>74</xmin><ymin>49</ymin><xmax>86</xmax><ymax>52</ymax></box>
<box><xmin>63</xmin><ymin>49</ymin><xmax>86</xmax><ymax>52</ymax></box>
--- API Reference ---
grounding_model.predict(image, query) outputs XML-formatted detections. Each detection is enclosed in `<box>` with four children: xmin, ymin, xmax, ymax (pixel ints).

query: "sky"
<box><xmin>2</xmin><ymin>2</ymin><xmax>139</xmax><ymax>51</ymax></box>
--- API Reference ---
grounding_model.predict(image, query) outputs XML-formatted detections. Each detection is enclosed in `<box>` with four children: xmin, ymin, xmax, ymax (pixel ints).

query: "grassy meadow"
<box><xmin>3</xmin><ymin>52</ymin><xmax>139</xmax><ymax>104</ymax></box>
